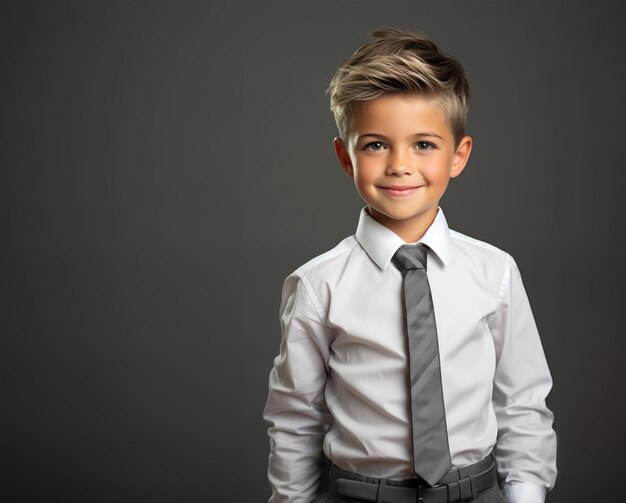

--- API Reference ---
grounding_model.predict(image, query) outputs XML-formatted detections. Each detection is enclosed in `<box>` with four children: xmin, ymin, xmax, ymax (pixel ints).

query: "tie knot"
<box><xmin>392</xmin><ymin>244</ymin><xmax>428</xmax><ymax>272</ymax></box>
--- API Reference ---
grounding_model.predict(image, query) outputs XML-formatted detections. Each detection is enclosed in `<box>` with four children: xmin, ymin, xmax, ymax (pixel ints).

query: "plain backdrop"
<box><xmin>3</xmin><ymin>1</ymin><xmax>626</xmax><ymax>501</ymax></box>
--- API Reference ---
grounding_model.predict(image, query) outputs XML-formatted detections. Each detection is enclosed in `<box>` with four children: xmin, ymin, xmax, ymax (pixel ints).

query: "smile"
<box><xmin>379</xmin><ymin>186</ymin><xmax>422</xmax><ymax>197</ymax></box>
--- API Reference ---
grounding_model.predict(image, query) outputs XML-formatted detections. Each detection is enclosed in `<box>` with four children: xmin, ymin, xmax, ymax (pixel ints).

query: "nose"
<box><xmin>386</xmin><ymin>148</ymin><xmax>414</xmax><ymax>176</ymax></box>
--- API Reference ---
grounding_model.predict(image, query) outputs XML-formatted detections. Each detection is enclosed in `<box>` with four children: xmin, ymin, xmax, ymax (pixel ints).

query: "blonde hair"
<box><xmin>327</xmin><ymin>28</ymin><xmax>470</xmax><ymax>146</ymax></box>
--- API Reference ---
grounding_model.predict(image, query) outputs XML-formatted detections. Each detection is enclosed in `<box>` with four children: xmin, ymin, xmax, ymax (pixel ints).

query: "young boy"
<box><xmin>264</xmin><ymin>28</ymin><xmax>557</xmax><ymax>503</ymax></box>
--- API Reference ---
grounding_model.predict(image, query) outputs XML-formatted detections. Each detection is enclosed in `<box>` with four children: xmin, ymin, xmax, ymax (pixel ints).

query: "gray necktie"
<box><xmin>392</xmin><ymin>244</ymin><xmax>451</xmax><ymax>486</ymax></box>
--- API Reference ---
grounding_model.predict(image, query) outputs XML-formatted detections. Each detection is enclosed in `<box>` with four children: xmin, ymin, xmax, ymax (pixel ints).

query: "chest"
<box><xmin>325</xmin><ymin>258</ymin><xmax>500</xmax><ymax>370</ymax></box>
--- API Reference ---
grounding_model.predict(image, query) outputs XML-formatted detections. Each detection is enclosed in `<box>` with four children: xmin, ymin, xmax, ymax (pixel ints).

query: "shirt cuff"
<box><xmin>503</xmin><ymin>482</ymin><xmax>546</xmax><ymax>503</ymax></box>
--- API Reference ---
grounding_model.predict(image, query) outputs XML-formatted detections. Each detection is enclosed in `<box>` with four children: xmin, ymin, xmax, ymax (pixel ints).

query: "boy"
<box><xmin>264</xmin><ymin>28</ymin><xmax>556</xmax><ymax>503</ymax></box>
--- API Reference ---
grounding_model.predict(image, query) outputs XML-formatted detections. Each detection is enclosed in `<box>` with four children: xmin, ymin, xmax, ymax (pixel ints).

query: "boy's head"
<box><xmin>327</xmin><ymin>27</ymin><xmax>470</xmax><ymax>147</ymax></box>
<box><xmin>327</xmin><ymin>28</ymin><xmax>473</xmax><ymax>242</ymax></box>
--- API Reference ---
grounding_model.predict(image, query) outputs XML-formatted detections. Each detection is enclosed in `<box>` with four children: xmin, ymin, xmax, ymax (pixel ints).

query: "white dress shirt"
<box><xmin>264</xmin><ymin>208</ymin><xmax>557</xmax><ymax>503</ymax></box>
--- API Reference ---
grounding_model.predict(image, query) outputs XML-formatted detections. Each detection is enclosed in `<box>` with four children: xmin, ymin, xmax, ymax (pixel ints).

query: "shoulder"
<box><xmin>279</xmin><ymin>235</ymin><xmax>360</xmax><ymax>321</ymax></box>
<box><xmin>448</xmin><ymin>229</ymin><xmax>514</xmax><ymax>267</ymax></box>
<box><xmin>281</xmin><ymin>234</ymin><xmax>358</xmax><ymax>295</ymax></box>
<box><xmin>286</xmin><ymin>234</ymin><xmax>360</xmax><ymax>291</ymax></box>
<box><xmin>447</xmin><ymin>229</ymin><xmax>517</xmax><ymax>295</ymax></box>
<box><xmin>292</xmin><ymin>235</ymin><xmax>358</xmax><ymax>279</ymax></box>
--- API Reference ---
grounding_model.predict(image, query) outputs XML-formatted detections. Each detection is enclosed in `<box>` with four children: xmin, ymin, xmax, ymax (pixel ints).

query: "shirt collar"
<box><xmin>355</xmin><ymin>207</ymin><xmax>452</xmax><ymax>270</ymax></box>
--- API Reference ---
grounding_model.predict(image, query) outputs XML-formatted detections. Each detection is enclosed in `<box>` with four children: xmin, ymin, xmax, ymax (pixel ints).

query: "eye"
<box><xmin>363</xmin><ymin>141</ymin><xmax>386</xmax><ymax>151</ymax></box>
<box><xmin>416</xmin><ymin>141</ymin><xmax>435</xmax><ymax>151</ymax></box>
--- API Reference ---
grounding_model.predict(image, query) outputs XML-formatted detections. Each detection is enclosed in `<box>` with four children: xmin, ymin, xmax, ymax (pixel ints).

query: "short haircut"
<box><xmin>327</xmin><ymin>28</ymin><xmax>470</xmax><ymax>146</ymax></box>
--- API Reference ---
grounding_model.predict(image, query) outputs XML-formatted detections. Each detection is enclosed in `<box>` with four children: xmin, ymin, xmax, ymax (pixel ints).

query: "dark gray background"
<box><xmin>3</xmin><ymin>1</ymin><xmax>625</xmax><ymax>501</ymax></box>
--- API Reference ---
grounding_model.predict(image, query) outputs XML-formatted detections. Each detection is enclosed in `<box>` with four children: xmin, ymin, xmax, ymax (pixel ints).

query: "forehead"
<box><xmin>350</xmin><ymin>93</ymin><xmax>452</xmax><ymax>139</ymax></box>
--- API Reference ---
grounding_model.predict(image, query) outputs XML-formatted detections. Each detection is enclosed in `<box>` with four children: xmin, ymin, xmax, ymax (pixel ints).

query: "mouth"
<box><xmin>379</xmin><ymin>185</ymin><xmax>423</xmax><ymax>197</ymax></box>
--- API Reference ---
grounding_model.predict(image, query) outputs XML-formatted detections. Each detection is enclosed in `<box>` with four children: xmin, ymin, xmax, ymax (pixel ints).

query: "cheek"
<box><xmin>354</xmin><ymin>173</ymin><xmax>373</xmax><ymax>195</ymax></box>
<box><xmin>353</xmin><ymin>162</ymin><xmax>378</xmax><ymax>185</ymax></box>
<box><xmin>422</xmin><ymin>158</ymin><xmax>452</xmax><ymax>183</ymax></box>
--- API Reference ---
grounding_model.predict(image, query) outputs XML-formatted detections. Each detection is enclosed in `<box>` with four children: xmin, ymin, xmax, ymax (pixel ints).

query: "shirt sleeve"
<box><xmin>487</xmin><ymin>254</ymin><xmax>557</xmax><ymax>502</ymax></box>
<box><xmin>263</xmin><ymin>273</ymin><xmax>333</xmax><ymax>503</ymax></box>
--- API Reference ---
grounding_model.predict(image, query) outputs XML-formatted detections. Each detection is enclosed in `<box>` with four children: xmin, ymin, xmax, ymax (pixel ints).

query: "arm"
<box><xmin>263</xmin><ymin>274</ymin><xmax>333</xmax><ymax>503</ymax></box>
<box><xmin>488</xmin><ymin>255</ymin><xmax>557</xmax><ymax>503</ymax></box>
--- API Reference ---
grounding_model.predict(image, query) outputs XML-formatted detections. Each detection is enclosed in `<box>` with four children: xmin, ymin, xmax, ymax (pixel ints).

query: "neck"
<box><xmin>367</xmin><ymin>206</ymin><xmax>438</xmax><ymax>243</ymax></box>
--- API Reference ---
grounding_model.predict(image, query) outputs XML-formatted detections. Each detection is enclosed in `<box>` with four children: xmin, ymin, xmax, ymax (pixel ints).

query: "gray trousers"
<box><xmin>312</xmin><ymin>482</ymin><xmax>507</xmax><ymax>503</ymax></box>
<box><xmin>311</xmin><ymin>457</ymin><xmax>507</xmax><ymax>503</ymax></box>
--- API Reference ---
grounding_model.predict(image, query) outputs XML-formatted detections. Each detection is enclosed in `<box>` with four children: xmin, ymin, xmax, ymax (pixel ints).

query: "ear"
<box><xmin>334</xmin><ymin>137</ymin><xmax>354</xmax><ymax>178</ymax></box>
<box><xmin>450</xmin><ymin>135</ymin><xmax>473</xmax><ymax>179</ymax></box>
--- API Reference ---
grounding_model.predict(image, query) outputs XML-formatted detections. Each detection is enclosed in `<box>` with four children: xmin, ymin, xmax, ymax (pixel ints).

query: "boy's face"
<box><xmin>334</xmin><ymin>93</ymin><xmax>472</xmax><ymax>242</ymax></box>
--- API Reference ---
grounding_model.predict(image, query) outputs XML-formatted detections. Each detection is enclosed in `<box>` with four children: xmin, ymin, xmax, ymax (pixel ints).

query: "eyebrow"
<box><xmin>358</xmin><ymin>132</ymin><xmax>444</xmax><ymax>141</ymax></box>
